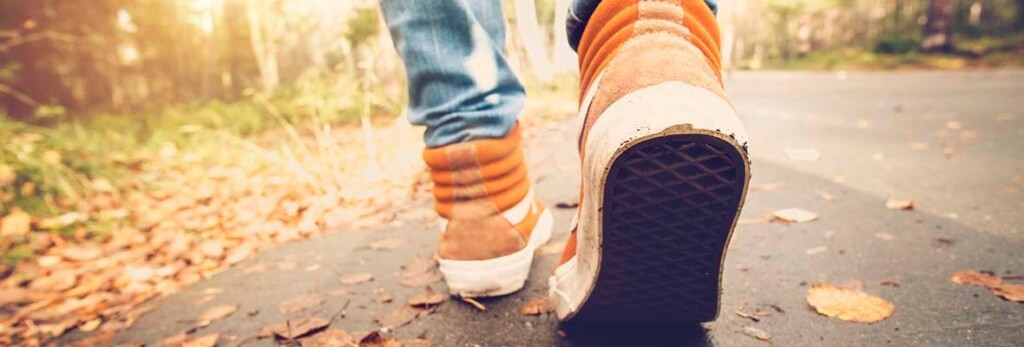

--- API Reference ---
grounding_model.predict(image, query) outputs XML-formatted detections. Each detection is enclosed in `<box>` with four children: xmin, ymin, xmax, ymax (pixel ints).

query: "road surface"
<box><xmin>111</xmin><ymin>70</ymin><xmax>1024</xmax><ymax>346</ymax></box>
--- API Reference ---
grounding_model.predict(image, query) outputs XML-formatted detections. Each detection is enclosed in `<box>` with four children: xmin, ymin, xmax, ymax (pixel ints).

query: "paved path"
<box><xmin>114</xmin><ymin>70</ymin><xmax>1024</xmax><ymax>346</ymax></box>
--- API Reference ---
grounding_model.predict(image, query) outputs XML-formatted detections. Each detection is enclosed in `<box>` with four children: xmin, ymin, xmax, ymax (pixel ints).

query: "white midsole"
<box><xmin>438</xmin><ymin>208</ymin><xmax>554</xmax><ymax>297</ymax></box>
<box><xmin>549</xmin><ymin>81</ymin><xmax>748</xmax><ymax>320</ymax></box>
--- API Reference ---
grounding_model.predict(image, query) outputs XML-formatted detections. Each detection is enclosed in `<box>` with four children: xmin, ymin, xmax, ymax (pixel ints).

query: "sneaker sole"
<box><xmin>550</xmin><ymin>81</ymin><xmax>750</xmax><ymax>324</ymax></box>
<box><xmin>571</xmin><ymin>133</ymin><xmax>747</xmax><ymax>324</ymax></box>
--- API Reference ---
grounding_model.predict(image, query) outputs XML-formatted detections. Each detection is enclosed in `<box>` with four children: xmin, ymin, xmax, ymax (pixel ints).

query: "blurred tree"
<box><xmin>922</xmin><ymin>0</ymin><xmax>956</xmax><ymax>52</ymax></box>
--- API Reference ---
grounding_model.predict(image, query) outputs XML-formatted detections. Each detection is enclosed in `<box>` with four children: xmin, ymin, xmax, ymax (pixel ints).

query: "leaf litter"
<box><xmin>950</xmin><ymin>270</ymin><xmax>1024</xmax><ymax>303</ymax></box>
<box><xmin>519</xmin><ymin>298</ymin><xmax>553</xmax><ymax>315</ymax></box>
<box><xmin>398</xmin><ymin>255</ymin><xmax>443</xmax><ymax>287</ymax></box>
<box><xmin>339</xmin><ymin>273</ymin><xmax>375</xmax><ymax>285</ymax></box>
<box><xmin>771</xmin><ymin>208</ymin><xmax>818</xmax><ymax>223</ymax></box>
<box><xmin>806</xmin><ymin>283</ymin><xmax>894</xmax><ymax>323</ymax></box>
<box><xmin>280</xmin><ymin>292</ymin><xmax>324</xmax><ymax>314</ymax></box>
<box><xmin>885</xmin><ymin>198</ymin><xmax>915</xmax><ymax>210</ymax></box>
<box><xmin>407</xmin><ymin>286</ymin><xmax>446</xmax><ymax>308</ymax></box>
<box><xmin>259</xmin><ymin>316</ymin><xmax>330</xmax><ymax>340</ymax></box>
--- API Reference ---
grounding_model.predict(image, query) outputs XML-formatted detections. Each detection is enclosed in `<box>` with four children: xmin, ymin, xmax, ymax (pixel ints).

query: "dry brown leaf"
<box><xmin>358</xmin><ymin>331</ymin><xmax>401</xmax><ymax>347</ymax></box>
<box><xmin>742</xmin><ymin>326</ymin><xmax>772</xmax><ymax>342</ymax></box>
<box><xmin>990</xmin><ymin>284</ymin><xmax>1024</xmax><ymax>302</ymax></box>
<box><xmin>259</xmin><ymin>317</ymin><xmax>330</xmax><ymax>340</ymax></box>
<box><xmin>29</xmin><ymin>269</ymin><xmax>77</xmax><ymax>292</ymax></box>
<box><xmin>373</xmin><ymin>306</ymin><xmax>430</xmax><ymax>328</ymax></box>
<box><xmin>60</xmin><ymin>246</ymin><xmax>103</xmax><ymax>261</ymax></box>
<box><xmin>950</xmin><ymin>270</ymin><xmax>1002</xmax><ymax>287</ymax></box>
<box><xmin>78</xmin><ymin>319</ymin><xmax>102</xmax><ymax>332</ymax></box>
<box><xmin>0</xmin><ymin>208</ymin><xmax>31</xmax><ymax>237</ymax></box>
<box><xmin>196</xmin><ymin>304</ymin><xmax>238</xmax><ymax>328</ymax></box>
<box><xmin>885</xmin><ymin>198</ymin><xmax>914</xmax><ymax>210</ymax></box>
<box><xmin>327</xmin><ymin>288</ymin><xmax>350</xmax><ymax>297</ymax></box>
<box><xmin>181</xmin><ymin>334</ymin><xmax>219</xmax><ymax>347</ymax></box>
<box><xmin>0</xmin><ymin>288</ymin><xmax>29</xmax><ymax>305</ymax></box>
<box><xmin>154</xmin><ymin>332</ymin><xmax>189</xmax><ymax>347</ymax></box>
<box><xmin>459</xmin><ymin>297</ymin><xmax>487</xmax><ymax>311</ymax></box>
<box><xmin>806</xmin><ymin>283</ymin><xmax>894</xmax><ymax>323</ymax></box>
<box><xmin>399</xmin><ymin>255</ymin><xmax>443</xmax><ymax>287</ymax></box>
<box><xmin>298</xmin><ymin>329</ymin><xmax>353</xmax><ymax>347</ymax></box>
<box><xmin>407</xmin><ymin>286</ymin><xmax>446</xmax><ymax>308</ymax></box>
<box><xmin>339</xmin><ymin>273</ymin><xmax>374</xmax><ymax>285</ymax></box>
<box><xmin>874</xmin><ymin>232</ymin><xmax>896</xmax><ymax>241</ymax></box>
<box><xmin>368</xmin><ymin>238</ymin><xmax>405</xmax><ymax>251</ymax></box>
<box><xmin>280</xmin><ymin>293</ymin><xmax>324</xmax><ymax>314</ymax></box>
<box><xmin>519</xmin><ymin>298</ymin><xmax>553</xmax><ymax>315</ymax></box>
<box><xmin>771</xmin><ymin>208</ymin><xmax>818</xmax><ymax>223</ymax></box>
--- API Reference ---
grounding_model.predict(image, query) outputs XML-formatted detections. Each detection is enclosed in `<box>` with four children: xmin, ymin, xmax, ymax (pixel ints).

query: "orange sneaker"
<box><xmin>549</xmin><ymin>0</ymin><xmax>751</xmax><ymax>323</ymax></box>
<box><xmin>424</xmin><ymin>125</ymin><xmax>553</xmax><ymax>298</ymax></box>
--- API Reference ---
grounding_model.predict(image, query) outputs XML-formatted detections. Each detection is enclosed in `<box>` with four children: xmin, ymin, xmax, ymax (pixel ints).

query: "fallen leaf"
<box><xmin>742</xmin><ymin>326</ymin><xmax>772</xmax><ymax>342</ymax></box>
<box><xmin>298</xmin><ymin>329</ymin><xmax>353</xmax><ymax>347</ymax></box>
<box><xmin>196</xmin><ymin>304</ymin><xmax>238</xmax><ymax>328</ymax></box>
<box><xmin>459</xmin><ymin>297</ymin><xmax>487</xmax><ymax>311</ymax></box>
<box><xmin>771</xmin><ymin>208</ymin><xmax>818</xmax><ymax>223</ymax></box>
<box><xmin>29</xmin><ymin>269</ymin><xmax>77</xmax><ymax>292</ymax></box>
<box><xmin>735</xmin><ymin>310</ymin><xmax>760</xmax><ymax>322</ymax></box>
<box><xmin>399</xmin><ymin>255</ymin><xmax>442</xmax><ymax>287</ymax></box>
<box><xmin>373</xmin><ymin>306</ymin><xmax>430</xmax><ymax>328</ymax></box>
<box><xmin>327</xmin><ymin>288</ymin><xmax>350</xmax><ymax>297</ymax></box>
<box><xmin>60</xmin><ymin>246</ymin><xmax>103</xmax><ymax>261</ymax></box>
<box><xmin>181</xmin><ymin>334</ymin><xmax>219</xmax><ymax>347</ymax></box>
<box><xmin>874</xmin><ymin>232</ymin><xmax>896</xmax><ymax>241</ymax></box>
<box><xmin>407</xmin><ymin>286</ymin><xmax>446</xmax><ymax>308</ymax></box>
<box><xmin>280</xmin><ymin>293</ymin><xmax>324</xmax><ymax>314</ymax></box>
<box><xmin>519</xmin><ymin>298</ymin><xmax>553</xmax><ymax>315</ymax></box>
<box><xmin>78</xmin><ymin>319</ymin><xmax>102</xmax><ymax>332</ymax></box>
<box><xmin>0</xmin><ymin>208</ymin><xmax>31</xmax><ymax>237</ymax></box>
<box><xmin>358</xmin><ymin>331</ymin><xmax>400</xmax><ymax>347</ymax></box>
<box><xmin>990</xmin><ymin>284</ymin><xmax>1024</xmax><ymax>302</ymax></box>
<box><xmin>155</xmin><ymin>332</ymin><xmax>189</xmax><ymax>347</ymax></box>
<box><xmin>806</xmin><ymin>283</ymin><xmax>894</xmax><ymax>323</ymax></box>
<box><xmin>368</xmin><ymin>238</ymin><xmax>405</xmax><ymax>251</ymax></box>
<box><xmin>950</xmin><ymin>270</ymin><xmax>1002</xmax><ymax>288</ymax></box>
<box><xmin>0</xmin><ymin>288</ymin><xmax>28</xmax><ymax>304</ymax></box>
<box><xmin>339</xmin><ymin>273</ymin><xmax>374</xmax><ymax>285</ymax></box>
<box><xmin>805</xmin><ymin>246</ymin><xmax>827</xmax><ymax>255</ymax></box>
<box><xmin>259</xmin><ymin>317</ymin><xmax>330</xmax><ymax>340</ymax></box>
<box><xmin>750</xmin><ymin>182</ymin><xmax>785</xmax><ymax>192</ymax></box>
<box><xmin>885</xmin><ymin>198</ymin><xmax>914</xmax><ymax>210</ymax></box>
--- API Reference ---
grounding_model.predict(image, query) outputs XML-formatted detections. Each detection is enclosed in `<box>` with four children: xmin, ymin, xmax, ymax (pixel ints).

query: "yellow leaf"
<box><xmin>0</xmin><ymin>208</ymin><xmax>32</xmax><ymax>237</ymax></box>
<box><xmin>79</xmin><ymin>319</ymin><xmax>101</xmax><ymax>332</ymax></box>
<box><xmin>806</xmin><ymin>283</ymin><xmax>894</xmax><ymax>323</ymax></box>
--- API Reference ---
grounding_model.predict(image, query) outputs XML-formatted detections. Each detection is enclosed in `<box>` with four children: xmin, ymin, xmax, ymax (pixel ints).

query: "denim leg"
<box><xmin>380</xmin><ymin>0</ymin><xmax>524</xmax><ymax>148</ymax></box>
<box><xmin>566</xmin><ymin>0</ymin><xmax>720</xmax><ymax>52</ymax></box>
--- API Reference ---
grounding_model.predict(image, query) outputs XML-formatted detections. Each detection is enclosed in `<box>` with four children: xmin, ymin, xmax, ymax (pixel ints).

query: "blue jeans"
<box><xmin>381</xmin><ymin>0</ymin><xmax>719</xmax><ymax>148</ymax></box>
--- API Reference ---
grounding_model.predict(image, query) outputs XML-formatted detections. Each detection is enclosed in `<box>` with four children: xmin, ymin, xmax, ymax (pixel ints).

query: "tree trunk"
<box><xmin>246</xmin><ymin>0</ymin><xmax>280</xmax><ymax>93</ymax></box>
<box><xmin>514</xmin><ymin>0</ymin><xmax>553</xmax><ymax>81</ymax></box>
<box><xmin>921</xmin><ymin>0</ymin><xmax>955</xmax><ymax>53</ymax></box>
<box><xmin>551</xmin><ymin>0</ymin><xmax>577</xmax><ymax>75</ymax></box>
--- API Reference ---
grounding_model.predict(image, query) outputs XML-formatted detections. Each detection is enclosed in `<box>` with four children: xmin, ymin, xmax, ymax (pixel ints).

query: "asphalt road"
<box><xmin>112</xmin><ymin>70</ymin><xmax>1024</xmax><ymax>346</ymax></box>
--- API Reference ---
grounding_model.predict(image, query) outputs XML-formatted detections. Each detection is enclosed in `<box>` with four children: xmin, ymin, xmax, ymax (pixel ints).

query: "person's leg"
<box><xmin>550</xmin><ymin>0</ymin><xmax>750</xmax><ymax>324</ymax></box>
<box><xmin>380</xmin><ymin>0</ymin><xmax>552</xmax><ymax>298</ymax></box>
<box><xmin>379</xmin><ymin>0</ymin><xmax>523</xmax><ymax>148</ymax></box>
<box><xmin>566</xmin><ymin>0</ymin><xmax>719</xmax><ymax>52</ymax></box>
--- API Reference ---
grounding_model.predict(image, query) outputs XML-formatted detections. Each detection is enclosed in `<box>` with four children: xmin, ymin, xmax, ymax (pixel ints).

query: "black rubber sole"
<box><xmin>571</xmin><ymin>133</ymin><xmax>748</xmax><ymax>324</ymax></box>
